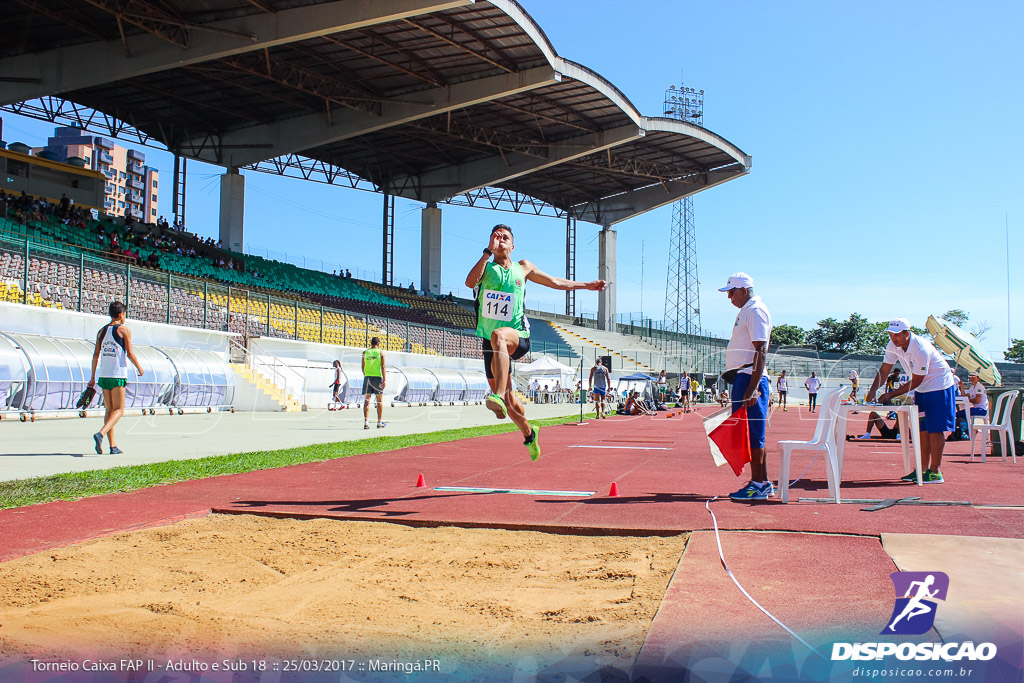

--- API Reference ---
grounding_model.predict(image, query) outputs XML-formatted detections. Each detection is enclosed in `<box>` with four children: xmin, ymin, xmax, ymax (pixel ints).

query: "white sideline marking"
<box><xmin>568</xmin><ymin>445</ymin><xmax>669</xmax><ymax>450</ymax></box>
<box><xmin>434</xmin><ymin>486</ymin><xmax>594</xmax><ymax>497</ymax></box>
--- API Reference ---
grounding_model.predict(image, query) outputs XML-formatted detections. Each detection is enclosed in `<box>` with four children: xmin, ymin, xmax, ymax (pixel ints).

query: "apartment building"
<box><xmin>43</xmin><ymin>126</ymin><xmax>159</xmax><ymax>222</ymax></box>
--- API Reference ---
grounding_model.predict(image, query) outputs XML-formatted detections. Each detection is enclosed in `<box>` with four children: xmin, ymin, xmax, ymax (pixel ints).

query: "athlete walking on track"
<box><xmin>466</xmin><ymin>224</ymin><xmax>605</xmax><ymax>461</ymax></box>
<box><xmin>88</xmin><ymin>301</ymin><xmax>144</xmax><ymax>454</ymax></box>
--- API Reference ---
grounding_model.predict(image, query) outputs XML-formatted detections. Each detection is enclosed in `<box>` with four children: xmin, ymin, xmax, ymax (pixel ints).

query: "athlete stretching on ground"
<box><xmin>466</xmin><ymin>224</ymin><xmax>605</xmax><ymax>461</ymax></box>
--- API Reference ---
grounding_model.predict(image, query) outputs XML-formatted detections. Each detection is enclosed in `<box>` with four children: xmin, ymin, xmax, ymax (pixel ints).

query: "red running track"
<box><xmin>2</xmin><ymin>407</ymin><xmax>1023</xmax><ymax>562</ymax></box>
<box><xmin>2</xmin><ymin>406</ymin><xmax>1020</xmax><ymax>679</ymax></box>
<box><xmin>1</xmin><ymin>407</ymin><xmax>1020</xmax><ymax>562</ymax></box>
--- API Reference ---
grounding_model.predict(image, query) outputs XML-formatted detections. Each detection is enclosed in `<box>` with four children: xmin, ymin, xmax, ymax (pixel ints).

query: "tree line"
<box><xmin>771</xmin><ymin>309</ymin><xmax>1021</xmax><ymax>362</ymax></box>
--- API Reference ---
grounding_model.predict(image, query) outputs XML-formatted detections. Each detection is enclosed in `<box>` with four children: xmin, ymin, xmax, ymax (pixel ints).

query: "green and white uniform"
<box><xmin>475</xmin><ymin>261</ymin><xmax>530</xmax><ymax>339</ymax></box>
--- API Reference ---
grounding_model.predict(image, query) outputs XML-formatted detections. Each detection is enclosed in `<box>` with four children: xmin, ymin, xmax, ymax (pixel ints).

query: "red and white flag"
<box><xmin>703</xmin><ymin>406</ymin><xmax>751</xmax><ymax>477</ymax></box>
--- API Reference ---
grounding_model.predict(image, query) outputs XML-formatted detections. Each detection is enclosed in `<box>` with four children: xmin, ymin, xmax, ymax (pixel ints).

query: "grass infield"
<box><xmin>0</xmin><ymin>412</ymin><xmax>595</xmax><ymax>510</ymax></box>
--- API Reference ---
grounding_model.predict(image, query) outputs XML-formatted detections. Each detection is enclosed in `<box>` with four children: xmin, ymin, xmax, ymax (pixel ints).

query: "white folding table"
<box><xmin>835</xmin><ymin>403</ymin><xmax>924</xmax><ymax>487</ymax></box>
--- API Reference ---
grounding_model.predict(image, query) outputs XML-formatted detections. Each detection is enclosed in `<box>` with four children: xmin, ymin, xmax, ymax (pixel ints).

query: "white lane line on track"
<box><xmin>434</xmin><ymin>486</ymin><xmax>594</xmax><ymax>497</ymax></box>
<box><xmin>568</xmin><ymin>445</ymin><xmax>669</xmax><ymax>450</ymax></box>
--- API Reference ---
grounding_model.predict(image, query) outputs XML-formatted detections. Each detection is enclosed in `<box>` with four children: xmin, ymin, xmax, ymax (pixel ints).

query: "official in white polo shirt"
<box><xmin>867</xmin><ymin>318</ymin><xmax>956</xmax><ymax>484</ymax></box>
<box><xmin>719</xmin><ymin>272</ymin><xmax>774</xmax><ymax>501</ymax></box>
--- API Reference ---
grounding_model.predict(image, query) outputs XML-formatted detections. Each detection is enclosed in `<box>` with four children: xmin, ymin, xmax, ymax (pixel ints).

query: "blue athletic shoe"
<box><xmin>93</xmin><ymin>432</ymin><xmax>103</xmax><ymax>455</ymax></box>
<box><xmin>729</xmin><ymin>481</ymin><xmax>773</xmax><ymax>501</ymax></box>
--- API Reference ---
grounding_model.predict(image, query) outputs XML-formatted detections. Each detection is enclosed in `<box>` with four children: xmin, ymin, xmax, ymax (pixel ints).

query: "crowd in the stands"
<box><xmin>1</xmin><ymin>188</ymin><xmax>473</xmax><ymax>330</ymax></box>
<box><xmin>1</xmin><ymin>189</ymin><xmax>89</xmax><ymax>229</ymax></box>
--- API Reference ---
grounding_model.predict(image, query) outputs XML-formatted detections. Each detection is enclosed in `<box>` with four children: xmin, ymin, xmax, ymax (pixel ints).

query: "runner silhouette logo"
<box><xmin>882</xmin><ymin>571</ymin><xmax>949</xmax><ymax>635</ymax></box>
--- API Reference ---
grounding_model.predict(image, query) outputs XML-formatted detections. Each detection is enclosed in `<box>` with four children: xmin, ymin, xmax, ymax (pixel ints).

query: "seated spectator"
<box><xmin>949</xmin><ymin>370</ymin><xmax>988</xmax><ymax>441</ymax></box>
<box><xmin>619</xmin><ymin>391</ymin><xmax>651</xmax><ymax>416</ymax></box>
<box><xmin>958</xmin><ymin>370</ymin><xmax>989</xmax><ymax>420</ymax></box>
<box><xmin>854</xmin><ymin>412</ymin><xmax>901</xmax><ymax>440</ymax></box>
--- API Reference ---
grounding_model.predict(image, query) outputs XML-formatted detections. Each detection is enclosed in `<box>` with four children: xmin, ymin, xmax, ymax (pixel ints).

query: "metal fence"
<box><xmin>6</xmin><ymin>232</ymin><xmax>1020</xmax><ymax>385</ymax></box>
<box><xmin>0</xmin><ymin>233</ymin><xmax>484</xmax><ymax>360</ymax></box>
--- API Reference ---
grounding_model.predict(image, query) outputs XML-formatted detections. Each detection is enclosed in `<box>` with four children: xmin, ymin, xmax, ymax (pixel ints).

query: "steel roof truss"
<box><xmin>403</xmin><ymin>123</ymin><xmax>644</xmax><ymax>203</ymax></box>
<box><xmin>221</xmin><ymin>52</ymin><xmax>376</xmax><ymax>113</ymax></box>
<box><xmin>572</xmin><ymin>152</ymin><xmax>705</xmax><ymax>183</ymax></box>
<box><xmin>184</xmin><ymin>64</ymin><xmax>323</xmax><ymax>115</ymax></box>
<box><xmin>401</xmin><ymin>18</ymin><xmax>515</xmax><ymax>73</ymax></box>
<box><xmin>0</xmin><ymin>0</ymin><xmax>473</xmax><ymax>106</ymax></box>
<box><xmin>424</xmin><ymin>12</ymin><xmax>520</xmax><ymax>69</ymax></box>
<box><xmin>576</xmin><ymin>163</ymin><xmax>748</xmax><ymax>226</ymax></box>
<box><xmin>195</xmin><ymin>66</ymin><xmax>559</xmax><ymax>168</ymax></box>
<box><xmin>13</xmin><ymin>0</ymin><xmax>108</xmax><ymax>41</ymax></box>
<box><xmin>323</xmin><ymin>34</ymin><xmax>442</xmax><ymax>88</ymax></box>
<box><xmin>243</xmin><ymin>0</ymin><xmax>276</xmax><ymax>12</ymax></box>
<box><xmin>80</xmin><ymin>0</ymin><xmax>190</xmax><ymax>47</ymax></box>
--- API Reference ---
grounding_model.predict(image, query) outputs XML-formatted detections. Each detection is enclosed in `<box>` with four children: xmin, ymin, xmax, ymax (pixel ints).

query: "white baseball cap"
<box><xmin>886</xmin><ymin>318</ymin><xmax>912</xmax><ymax>333</ymax></box>
<box><xmin>718</xmin><ymin>272</ymin><xmax>754</xmax><ymax>292</ymax></box>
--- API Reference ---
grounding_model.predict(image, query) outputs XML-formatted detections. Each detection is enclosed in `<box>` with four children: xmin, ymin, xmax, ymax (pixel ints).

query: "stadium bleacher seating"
<box><xmin>0</xmin><ymin>205</ymin><xmax>485</xmax><ymax>359</ymax></box>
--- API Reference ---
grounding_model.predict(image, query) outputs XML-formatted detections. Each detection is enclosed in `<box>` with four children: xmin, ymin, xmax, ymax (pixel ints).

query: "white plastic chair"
<box><xmin>963</xmin><ymin>394</ymin><xmax>989</xmax><ymax>448</ymax></box>
<box><xmin>777</xmin><ymin>389</ymin><xmax>844</xmax><ymax>504</ymax></box>
<box><xmin>971</xmin><ymin>390</ymin><xmax>1019</xmax><ymax>463</ymax></box>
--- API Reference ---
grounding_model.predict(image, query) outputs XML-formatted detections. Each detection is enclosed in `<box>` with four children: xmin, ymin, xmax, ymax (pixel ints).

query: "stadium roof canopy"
<box><xmin>0</xmin><ymin>0</ymin><xmax>751</xmax><ymax>226</ymax></box>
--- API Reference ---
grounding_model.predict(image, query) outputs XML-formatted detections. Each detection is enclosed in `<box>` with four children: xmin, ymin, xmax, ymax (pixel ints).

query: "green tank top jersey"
<box><xmin>363</xmin><ymin>348</ymin><xmax>383</xmax><ymax>377</ymax></box>
<box><xmin>475</xmin><ymin>260</ymin><xmax>530</xmax><ymax>340</ymax></box>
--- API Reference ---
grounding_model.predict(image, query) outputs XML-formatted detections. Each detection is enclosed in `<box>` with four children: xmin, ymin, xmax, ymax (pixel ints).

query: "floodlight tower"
<box><xmin>662</xmin><ymin>84</ymin><xmax>704</xmax><ymax>350</ymax></box>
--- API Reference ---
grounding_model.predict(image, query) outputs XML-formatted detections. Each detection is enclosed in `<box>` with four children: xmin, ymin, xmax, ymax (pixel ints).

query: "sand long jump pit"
<box><xmin>0</xmin><ymin>514</ymin><xmax>687</xmax><ymax>679</ymax></box>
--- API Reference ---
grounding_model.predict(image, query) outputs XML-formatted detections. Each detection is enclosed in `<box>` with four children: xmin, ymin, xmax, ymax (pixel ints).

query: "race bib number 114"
<box><xmin>482</xmin><ymin>289</ymin><xmax>515</xmax><ymax>322</ymax></box>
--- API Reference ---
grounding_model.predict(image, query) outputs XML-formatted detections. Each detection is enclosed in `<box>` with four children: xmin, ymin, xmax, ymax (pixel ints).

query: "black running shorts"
<box><xmin>482</xmin><ymin>336</ymin><xmax>531</xmax><ymax>380</ymax></box>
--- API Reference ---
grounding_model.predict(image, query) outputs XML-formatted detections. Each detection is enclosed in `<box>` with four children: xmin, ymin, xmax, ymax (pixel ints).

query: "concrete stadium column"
<box><xmin>421</xmin><ymin>202</ymin><xmax>443</xmax><ymax>295</ymax></box>
<box><xmin>219</xmin><ymin>168</ymin><xmax>245</xmax><ymax>252</ymax></box>
<box><xmin>598</xmin><ymin>226</ymin><xmax>616</xmax><ymax>331</ymax></box>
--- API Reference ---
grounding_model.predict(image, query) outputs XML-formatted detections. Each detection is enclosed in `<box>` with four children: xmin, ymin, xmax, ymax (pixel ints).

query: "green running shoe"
<box><xmin>922</xmin><ymin>469</ymin><xmax>944</xmax><ymax>484</ymax></box>
<box><xmin>900</xmin><ymin>470</ymin><xmax>919</xmax><ymax>483</ymax></box>
<box><xmin>485</xmin><ymin>393</ymin><xmax>507</xmax><ymax>419</ymax></box>
<box><xmin>524</xmin><ymin>427</ymin><xmax>540</xmax><ymax>462</ymax></box>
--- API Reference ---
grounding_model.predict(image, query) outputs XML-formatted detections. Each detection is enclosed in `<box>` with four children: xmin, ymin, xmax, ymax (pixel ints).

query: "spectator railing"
<box><xmin>0</xmin><ymin>232</ymin><xmax>484</xmax><ymax>360</ymax></box>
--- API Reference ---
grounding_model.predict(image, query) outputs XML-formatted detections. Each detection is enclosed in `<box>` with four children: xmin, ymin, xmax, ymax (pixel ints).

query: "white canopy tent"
<box><xmin>516</xmin><ymin>356</ymin><xmax>577</xmax><ymax>393</ymax></box>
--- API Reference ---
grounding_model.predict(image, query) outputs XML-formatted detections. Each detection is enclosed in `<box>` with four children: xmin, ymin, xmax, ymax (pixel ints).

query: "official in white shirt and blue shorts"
<box><xmin>719</xmin><ymin>273</ymin><xmax>774</xmax><ymax>501</ymax></box>
<box><xmin>867</xmin><ymin>318</ymin><xmax>956</xmax><ymax>484</ymax></box>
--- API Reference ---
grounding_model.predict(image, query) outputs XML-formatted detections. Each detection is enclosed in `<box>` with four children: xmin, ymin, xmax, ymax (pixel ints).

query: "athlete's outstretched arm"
<box><xmin>520</xmin><ymin>259</ymin><xmax>605</xmax><ymax>291</ymax></box>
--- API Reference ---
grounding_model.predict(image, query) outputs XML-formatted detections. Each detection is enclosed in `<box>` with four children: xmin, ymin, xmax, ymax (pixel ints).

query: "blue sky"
<box><xmin>4</xmin><ymin>0</ymin><xmax>1021</xmax><ymax>357</ymax></box>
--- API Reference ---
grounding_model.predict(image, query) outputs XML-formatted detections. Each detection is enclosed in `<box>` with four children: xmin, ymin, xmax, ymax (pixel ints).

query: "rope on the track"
<box><xmin>788</xmin><ymin>452</ymin><xmax>819</xmax><ymax>488</ymax></box>
<box><xmin>704</xmin><ymin>497</ymin><xmax>820</xmax><ymax>655</ymax></box>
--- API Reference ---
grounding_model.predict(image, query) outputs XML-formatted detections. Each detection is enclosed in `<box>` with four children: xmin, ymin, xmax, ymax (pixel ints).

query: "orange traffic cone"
<box><xmin>415</xmin><ymin>473</ymin><xmax>426</xmax><ymax>488</ymax></box>
<box><xmin>608</xmin><ymin>482</ymin><xmax>620</xmax><ymax>497</ymax></box>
